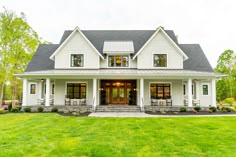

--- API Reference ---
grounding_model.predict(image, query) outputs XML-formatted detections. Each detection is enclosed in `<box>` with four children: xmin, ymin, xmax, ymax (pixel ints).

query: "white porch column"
<box><xmin>93</xmin><ymin>78</ymin><xmax>97</xmax><ymax>111</ymax></box>
<box><xmin>140</xmin><ymin>78</ymin><xmax>144</xmax><ymax>111</ymax></box>
<box><xmin>188</xmin><ymin>78</ymin><xmax>193</xmax><ymax>107</ymax></box>
<box><xmin>22</xmin><ymin>78</ymin><xmax>28</xmax><ymax>106</ymax></box>
<box><xmin>211</xmin><ymin>78</ymin><xmax>216</xmax><ymax>107</ymax></box>
<box><xmin>195</xmin><ymin>81</ymin><xmax>200</xmax><ymax>100</ymax></box>
<box><xmin>45</xmin><ymin>78</ymin><xmax>50</xmax><ymax>106</ymax></box>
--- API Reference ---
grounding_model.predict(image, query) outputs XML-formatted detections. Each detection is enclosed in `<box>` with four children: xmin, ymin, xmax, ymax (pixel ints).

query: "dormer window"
<box><xmin>108</xmin><ymin>55</ymin><xmax>129</xmax><ymax>67</ymax></box>
<box><xmin>71</xmin><ymin>54</ymin><xmax>84</xmax><ymax>67</ymax></box>
<box><xmin>153</xmin><ymin>54</ymin><xmax>167</xmax><ymax>67</ymax></box>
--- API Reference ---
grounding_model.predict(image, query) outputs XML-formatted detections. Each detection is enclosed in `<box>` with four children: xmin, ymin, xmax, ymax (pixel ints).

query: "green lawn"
<box><xmin>0</xmin><ymin>114</ymin><xmax>236</xmax><ymax>157</ymax></box>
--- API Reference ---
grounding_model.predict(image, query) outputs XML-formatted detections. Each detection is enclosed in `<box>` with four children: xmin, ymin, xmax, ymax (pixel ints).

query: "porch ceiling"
<box><xmin>15</xmin><ymin>69</ymin><xmax>224</xmax><ymax>79</ymax></box>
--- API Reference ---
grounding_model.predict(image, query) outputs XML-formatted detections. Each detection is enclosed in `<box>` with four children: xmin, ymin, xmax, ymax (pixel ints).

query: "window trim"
<box><xmin>65</xmin><ymin>81</ymin><xmax>88</xmax><ymax>99</ymax></box>
<box><xmin>149</xmin><ymin>82</ymin><xmax>172</xmax><ymax>99</ymax></box>
<box><xmin>202</xmin><ymin>83</ymin><xmax>209</xmax><ymax>96</ymax></box>
<box><xmin>30</xmin><ymin>83</ymin><xmax>36</xmax><ymax>95</ymax></box>
<box><xmin>152</xmin><ymin>53</ymin><xmax>168</xmax><ymax>68</ymax></box>
<box><xmin>70</xmin><ymin>53</ymin><xmax>85</xmax><ymax>68</ymax></box>
<box><xmin>107</xmin><ymin>54</ymin><xmax>130</xmax><ymax>68</ymax></box>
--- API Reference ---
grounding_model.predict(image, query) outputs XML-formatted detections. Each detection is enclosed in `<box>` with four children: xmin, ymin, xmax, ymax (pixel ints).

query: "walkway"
<box><xmin>88</xmin><ymin>112</ymin><xmax>236</xmax><ymax>117</ymax></box>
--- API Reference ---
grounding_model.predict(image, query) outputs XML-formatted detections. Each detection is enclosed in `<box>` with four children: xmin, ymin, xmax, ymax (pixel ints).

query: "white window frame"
<box><xmin>107</xmin><ymin>54</ymin><xmax>130</xmax><ymax>68</ymax></box>
<box><xmin>152</xmin><ymin>53</ymin><xmax>168</xmax><ymax>68</ymax></box>
<box><xmin>69</xmin><ymin>53</ymin><xmax>85</xmax><ymax>68</ymax></box>
<box><xmin>29</xmin><ymin>83</ymin><xmax>37</xmax><ymax>95</ymax></box>
<box><xmin>202</xmin><ymin>83</ymin><xmax>209</xmax><ymax>96</ymax></box>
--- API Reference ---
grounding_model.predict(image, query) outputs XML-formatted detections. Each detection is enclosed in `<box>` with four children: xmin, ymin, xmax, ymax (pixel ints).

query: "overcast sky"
<box><xmin>1</xmin><ymin>0</ymin><xmax>236</xmax><ymax>67</ymax></box>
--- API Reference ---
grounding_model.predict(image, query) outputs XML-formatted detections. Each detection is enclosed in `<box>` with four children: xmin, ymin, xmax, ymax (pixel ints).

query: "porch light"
<box><xmin>116</xmin><ymin>82</ymin><xmax>120</xmax><ymax>86</ymax></box>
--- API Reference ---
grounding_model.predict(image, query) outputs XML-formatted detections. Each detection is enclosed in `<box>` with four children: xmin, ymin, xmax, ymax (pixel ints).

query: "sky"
<box><xmin>1</xmin><ymin>0</ymin><xmax>236</xmax><ymax>68</ymax></box>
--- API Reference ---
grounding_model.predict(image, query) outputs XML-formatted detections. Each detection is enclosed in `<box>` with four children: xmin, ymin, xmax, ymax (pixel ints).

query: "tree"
<box><xmin>0</xmin><ymin>8</ymin><xmax>41</xmax><ymax>106</ymax></box>
<box><xmin>215</xmin><ymin>50</ymin><xmax>236</xmax><ymax>101</ymax></box>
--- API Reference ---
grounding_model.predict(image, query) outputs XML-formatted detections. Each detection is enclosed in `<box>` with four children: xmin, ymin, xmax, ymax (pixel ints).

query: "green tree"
<box><xmin>215</xmin><ymin>50</ymin><xmax>236</xmax><ymax>101</ymax></box>
<box><xmin>0</xmin><ymin>8</ymin><xmax>41</xmax><ymax>106</ymax></box>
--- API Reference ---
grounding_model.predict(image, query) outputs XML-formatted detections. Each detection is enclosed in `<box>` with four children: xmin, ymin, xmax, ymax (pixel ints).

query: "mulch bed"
<box><xmin>145</xmin><ymin>111</ymin><xmax>236</xmax><ymax>115</ymax></box>
<box><xmin>57</xmin><ymin>112</ymin><xmax>91</xmax><ymax>117</ymax></box>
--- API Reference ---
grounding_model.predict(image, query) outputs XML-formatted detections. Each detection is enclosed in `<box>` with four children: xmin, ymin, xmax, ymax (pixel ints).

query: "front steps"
<box><xmin>96</xmin><ymin>105</ymin><xmax>141</xmax><ymax>112</ymax></box>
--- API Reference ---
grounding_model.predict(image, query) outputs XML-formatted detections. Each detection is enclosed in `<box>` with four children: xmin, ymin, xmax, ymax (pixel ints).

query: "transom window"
<box><xmin>66</xmin><ymin>83</ymin><xmax>86</xmax><ymax>99</ymax></box>
<box><xmin>150</xmin><ymin>83</ymin><xmax>171</xmax><ymax>99</ymax></box>
<box><xmin>202</xmin><ymin>84</ymin><xmax>208</xmax><ymax>95</ymax></box>
<box><xmin>153</xmin><ymin>54</ymin><xmax>167</xmax><ymax>67</ymax></box>
<box><xmin>71</xmin><ymin>54</ymin><xmax>84</xmax><ymax>67</ymax></box>
<box><xmin>108</xmin><ymin>55</ymin><xmax>129</xmax><ymax>67</ymax></box>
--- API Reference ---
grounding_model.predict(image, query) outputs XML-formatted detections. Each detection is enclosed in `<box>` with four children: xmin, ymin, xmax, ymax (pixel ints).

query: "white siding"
<box><xmin>26</xmin><ymin>81</ymin><xmax>39</xmax><ymax>106</ymax></box>
<box><xmin>55</xmin><ymin>31</ymin><xmax>100</xmax><ymax>69</ymax></box>
<box><xmin>54</xmin><ymin>79</ymin><xmax>93</xmax><ymax>105</ymax></box>
<box><xmin>137</xmin><ymin>31</ymin><xmax>183</xmax><ymax>69</ymax></box>
<box><xmin>144</xmin><ymin>79</ymin><xmax>183</xmax><ymax>106</ymax></box>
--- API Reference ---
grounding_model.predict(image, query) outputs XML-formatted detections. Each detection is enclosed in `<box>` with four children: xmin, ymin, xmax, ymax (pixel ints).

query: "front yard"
<box><xmin>0</xmin><ymin>113</ymin><xmax>236</xmax><ymax>157</ymax></box>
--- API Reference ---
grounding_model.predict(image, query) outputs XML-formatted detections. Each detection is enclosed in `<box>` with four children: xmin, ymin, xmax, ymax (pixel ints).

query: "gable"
<box><xmin>133</xmin><ymin>27</ymin><xmax>188</xmax><ymax>60</ymax></box>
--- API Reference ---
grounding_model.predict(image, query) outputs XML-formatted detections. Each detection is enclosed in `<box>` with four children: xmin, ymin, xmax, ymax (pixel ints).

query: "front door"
<box><xmin>111</xmin><ymin>86</ymin><xmax>125</xmax><ymax>104</ymax></box>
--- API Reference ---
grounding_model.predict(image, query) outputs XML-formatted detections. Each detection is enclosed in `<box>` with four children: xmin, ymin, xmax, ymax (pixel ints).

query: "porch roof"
<box><xmin>15</xmin><ymin>69</ymin><xmax>224</xmax><ymax>79</ymax></box>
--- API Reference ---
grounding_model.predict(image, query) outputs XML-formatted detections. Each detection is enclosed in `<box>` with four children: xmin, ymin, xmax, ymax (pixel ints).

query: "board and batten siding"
<box><xmin>137</xmin><ymin>31</ymin><xmax>183</xmax><ymax>69</ymax></box>
<box><xmin>54</xmin><ymin>32</ymin><xmax>100</xmax><ymax>69</ymax></box>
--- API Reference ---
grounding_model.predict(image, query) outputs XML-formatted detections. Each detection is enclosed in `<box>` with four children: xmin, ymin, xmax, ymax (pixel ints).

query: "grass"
<box><xmin>0</xmin><ymin>113</ymin><xmax>236</xmax><ymax>157</ymax></box>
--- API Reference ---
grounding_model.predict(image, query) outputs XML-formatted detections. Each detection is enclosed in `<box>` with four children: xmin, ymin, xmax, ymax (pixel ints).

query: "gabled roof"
<box><xmin>49</xmin><ymin>27</ymin><xmax>104</xmax><ymax>60</ymax></box>
<box><xmin>132</xmin><ymin>26</ymin><xmax>188</xmax><ymax>60</ymax></box>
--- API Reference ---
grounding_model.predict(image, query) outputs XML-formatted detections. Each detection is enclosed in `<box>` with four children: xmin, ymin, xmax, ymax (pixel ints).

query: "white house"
<box><xmin>16</xmin><ymin>26</ymin><xmax>221</xmax><ymax>112</ymax></box>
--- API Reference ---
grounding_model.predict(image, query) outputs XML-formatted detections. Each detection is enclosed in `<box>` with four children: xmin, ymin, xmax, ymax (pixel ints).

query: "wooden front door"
<box><xmin>111</xmin><ymin>86</ymin><xmax>125</xmax><ymax>104</ymax></box>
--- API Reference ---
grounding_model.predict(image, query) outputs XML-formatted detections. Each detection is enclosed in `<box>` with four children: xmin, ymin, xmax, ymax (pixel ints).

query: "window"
<box><xmin>183</xmin><ymin>84</ymin><xmax>194</xmax><ymax>95</ymax></box>
<box><xmin>108</xmin><ymin>55</ymin><xmax>129</xmax><ymax>67</ymax></box>
<box><xmin>202</xmin><ymin>84</ymin><xmax>208</xmax><ymax>95</ymax></box>
<box><xmin>153</xmin><ymin>54</ymin><xmax>167</xmax><ymax>67</ymax></box>
<box><xmin>30</xmin><ymin>84</ymin><xmax>36</xmax><ymax>94</ymax></box>
<box><xmin>150</xmin><ymin>83</ymin><xmax>171</xmax><ymax>99</ymax></box>
<box><xmin>67</xmin><ymin>83</ymin><xmax>86</xmax><ymax>99</ymax></box>
<box><xmin>52</xmin><ymin>84</ymin><xmax>54</xmax><ymax>94</ymax></box>
<box><xmin>71</xmin><ymin>54</ymin><xmax>84</xmax><ymax>67</ymax></box>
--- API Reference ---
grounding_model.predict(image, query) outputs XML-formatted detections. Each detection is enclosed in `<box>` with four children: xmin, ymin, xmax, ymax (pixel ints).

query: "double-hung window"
<box><xmin>150</xmin><ymin>83</ymin><xmax>171</xmax><ymax>99</ymax></box>
<box><xmin>202</xmin><ymin>84</ymin><xmax>209</xmax><ymax>95</ymax></box>
<box><xmin>71</xmin><ymin>54</ymin><xmax>84</xmax><ymax>67</ymax></box>
<box><xmin>153</xmin><ymin>54</ymin><xmax>167</xmax><ymax>67</ymax></box>
<box><xmin>67</xmin><ymin>83</ymin><xmax>86</xmax><ymax>99</ymax></box>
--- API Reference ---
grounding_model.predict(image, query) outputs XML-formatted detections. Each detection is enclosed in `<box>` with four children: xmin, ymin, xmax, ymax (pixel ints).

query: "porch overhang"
<box><xmin>15</xmin><ymin>69</ymin><xmax>224</xmax><ymax>80</ymax></box>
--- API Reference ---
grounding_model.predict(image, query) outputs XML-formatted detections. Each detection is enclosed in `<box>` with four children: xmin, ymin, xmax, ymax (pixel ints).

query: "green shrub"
<box><xmin>209</xmin><ymin>106</ymin><xmax>217</xmax><ymax>112</ymax></box>
<box><xmin>221</xmin><ymin>106</ymin><xmax>233</xmax><ymax>112</ymax></box>
<box><xmin>224</xmin><ymin>98</ymin><xmax>234</xmax><ymax>106</ymax></box>
<box><xmin>24</xmin><ymin>107</ymin><xmax>31</xmax><ymax>112</ymax></box>
<box><xmin>51</xmin><ymin>107</ymin><xmax>58</xmax><ymax>112</ymax></box>
<box><xmin>8</xmin><ymin>102</ymin><xmax>12</xmax><ymax>111</ymax></box>
<box><xmin>11</xmin><ymin>108</ymin><xmax>19</xmax><ymax>112</ymax></box>
<box><xmin>180</xmin><ymin>107</ymin><xmax>186</xmax><ymax>112</ymax></box>
<box><xmin>38</xmin><ymin>107</ymin><xmax>44</xmax><ymax>112</ymax></box>
<box><xmin>194</xmin><ymin>106</ymin><xmax>201</xmax><ymax>112</ymax></box>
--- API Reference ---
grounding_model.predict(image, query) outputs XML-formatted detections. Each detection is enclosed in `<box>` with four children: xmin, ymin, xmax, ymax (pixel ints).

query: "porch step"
<box><xmin>96</xmin><ymin>105</ymin><xmax>141</xmax><ymax>112</ymax></box>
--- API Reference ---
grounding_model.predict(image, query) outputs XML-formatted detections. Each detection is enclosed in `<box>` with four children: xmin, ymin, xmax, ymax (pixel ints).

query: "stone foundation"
<box><xmin>144</xmin><ymin>106</ymin><xmax>210</xmax><ymax>112</ymax></box>
<box><xmin>22</xmin><ymin>105</ymin><xmax>93</xmax><ymax>113</ymax></box>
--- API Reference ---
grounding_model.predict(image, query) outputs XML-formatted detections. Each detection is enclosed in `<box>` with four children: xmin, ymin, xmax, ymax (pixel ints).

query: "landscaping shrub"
<box><xmin>194</xmin><ymin>106</ymin><xmax>201</xmax><ymax>112</ymax></box>
<box><xmin>221</xmin><ymin>106</ymin><xmax>233</xmax><ymax>112</ymax></box>
<box><xmin>24</xmin><ymin>107</ymin><xmax>31</xmax><ymax>112</ymax></box>
<box><xmin>51</xmin><ymin>107</ymin><xmax>58</xmax><ymax>112</ymax></box>
<box><xmin>8</xmin><ymin>102</ymin><xmax>12</xmax><ymax>112</ymax></box>
<box><xmin>38</xmin><ymin>107</ymin><xmax>44</xmax><ymax>112</ymax></box>
<box><xmin>224</xmin><ymin>98</ymin><xmax>234</xmax><ymax>106</ymax></box>
<box><xmin>11</xmin><ymin>108</ymin><xmax>19</xmax><ymax>112</ymax></box>
<box><xmin>209</xmin><ymin>106</ymin><xmax>217</xmax><ymax>112</ymax></box>
<box><xmin>180</xmin><ymin>107</ymin><xmax>186</xmax><ymax>112</ymax></box>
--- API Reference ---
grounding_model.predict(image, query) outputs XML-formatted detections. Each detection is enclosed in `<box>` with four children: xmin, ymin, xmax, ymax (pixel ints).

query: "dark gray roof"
<box><xmin>60</xmin><ymin>30</ymin><xmax>179</xmax><ymax>54</ymax></box>
<box><xmin>180</xmin><ymin>44</ymin><xmax>213</xmax><ymax>72</ymax></box>
<box><xmin>26</xmin><ymin>44</ymin><xmax>58</xmax><ymax>72</ymax></box>
<box><xmin>26</xmin><ymin>30</ymin><xmax>213</xmax><ymax>72</ymax></box>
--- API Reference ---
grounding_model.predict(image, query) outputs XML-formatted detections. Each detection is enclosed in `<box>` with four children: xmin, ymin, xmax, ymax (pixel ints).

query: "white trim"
<box><xmin>107</xmin><ymin>54</ymin><xmax>130</xmax><ymax>68</ymax></box>
<box><xmin>201</xmin><ymin>83</ymin><xmax>210</xmax><ymax>96</ymax></box>
<box><xmin>152</xmin><ymin>53</ymin><xmax>168</xmax><ymax>69</ymax></box>
<box><xmin>132</xmin><ymin>26</ymin><xmax>188</xmax><ymax>60</ymax></box>
<box><xmin>49</xmin><ymin>27</ymin><xmax>104</xmax><ymax>60</ymax></box>
<box><xmin>64</xmin><ymin>81</ymin><xmax>88</xmax><ymax>99</ymax></box>
<box><xmin>183</xmin><ymin>82</ymin><xmax>194</xmax><ymax>96</ymax></box>
<box><xmin>69</xmin><ymin>53</ymin><xmax>86</xmax><ymax>69</ymax></box>
<box><xmin>148</xmin><ymin>82</ymin><xmax>172</xmax><ymax>100</ymax></box>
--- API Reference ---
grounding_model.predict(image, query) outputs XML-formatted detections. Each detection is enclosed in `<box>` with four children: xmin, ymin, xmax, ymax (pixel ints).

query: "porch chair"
<box><xmin>151</xmin><ymin>99</ymin><xmax>158</xmax><ymax>106</ymax></box>
<box><xmin>79</xmin><ymin>99</ymin><xmax>86</xmax><ymax>105</ymax></box>
<box><xmin>65</xmin><ymin>98</ymin><xmax>70</xmax><ymax>105</ymax></box>
<box><xmin>192</xmin><ymin>99</ymin><xmax>200</xmax><ymax>106</ymax></box>
<box><xmin>184</xmin><ymin>99</ymin><xmax>188</xmax><ymax>106</ymax></box>
<box><xmin>37</xmin><ymin>98</ymin><xmax>45</xmax><ymax>105</ymax></box>
<box><xmin>166</xmin><ymin>99</ymin><xmax>172</xmax><ymax>106</ymax></box>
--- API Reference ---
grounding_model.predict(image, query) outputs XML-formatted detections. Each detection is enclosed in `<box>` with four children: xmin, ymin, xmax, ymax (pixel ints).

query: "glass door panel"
<box><xmin>112</xmin><ymin>88</ymin><xmax>118</xmax><ymax>103</ymax></box>
<box><xmin>119</xmin><ymin>88</ymin><xmax>125</xmax><ymax>103</ymax></box>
